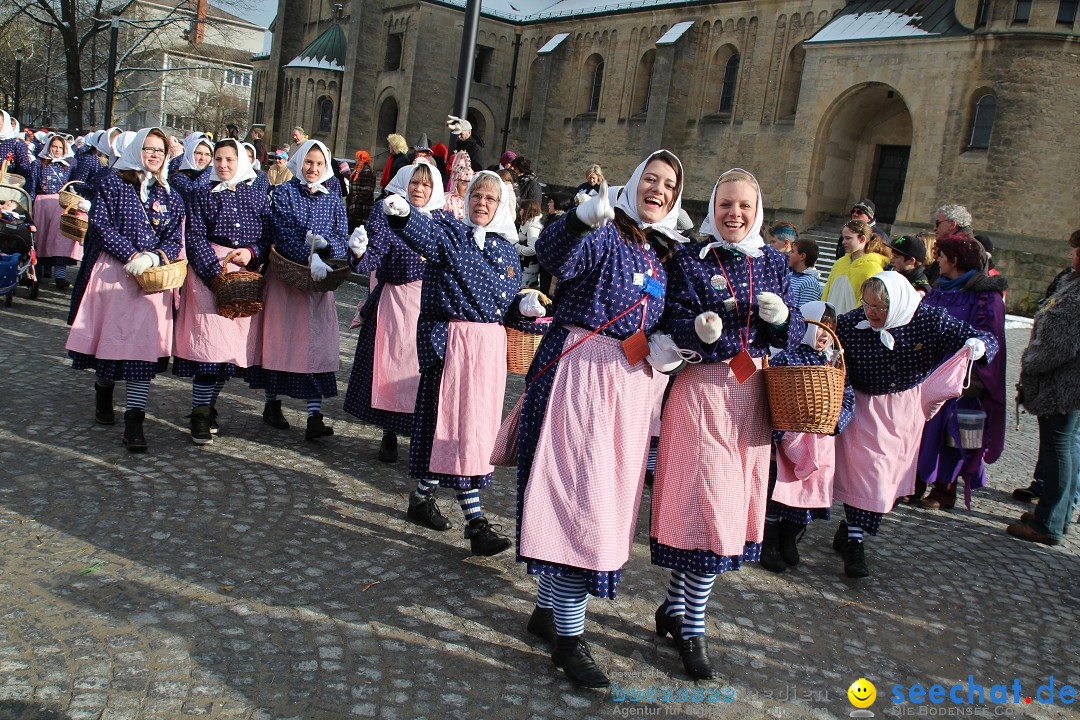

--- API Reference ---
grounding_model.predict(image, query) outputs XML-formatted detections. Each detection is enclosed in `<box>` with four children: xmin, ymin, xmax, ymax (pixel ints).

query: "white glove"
<box><xmin>965</xmin><ymin>337</ymin><xmax>986</xmax><ymax>361</ymax></box>
<box><xmin>446</xmin><ymin>115</ymin><xmax>464</xmax><ymax>133</ymax></box>
<box><xmin>694</xmin><ymin>311</ymin><xmax>723</xmax><ymax>344</ymax></box>
<box><xmin>383</xmin><ymin>194</ymin><xmax>411</xmax><ymax>217</ymax></box>
<box><xmin>574</xmin><ymin>192</ymin><xmax>590</xmax><ymax>206</ymax></box>
<box><xmin>518</xmin><ymin>292</ymin><xmax>546</xmax><ymax>318</ymax></box>
<box><xmin>77</xmin><ymin>199</ymin><xmax>92</xmax><ymax>212</ymax></box>
<box><xmin>310</xmin><ymin>253</ymin><xmax>332</xmax><ymax>281</ymax></box>
<box><xmin>306</xmin><ymin>230</ymin><xmax>328</xmax><ymax>250</ymax></box>
<box><xmin>757</xmin><ymin>292</ymin><xmax>789</xmax><ymax>325</ymax></box>
<box><xmin>124</xmin><ymin>251</ymin><xmax>160</xmax><ymax>277</ymax></box>
<box><xmin>646</xmin><ymin>333</ymin><xmax>685</xmax><ymax>374</ymax></box>
<box><xmin>348</xmin><ymin>226</ymin><xmax>369</xmax><ymax>258</ymax></box>
<box><xmin>574</xmin><ymin>181</ymin><xmax>614</xmax><ymax>227</ymax></box>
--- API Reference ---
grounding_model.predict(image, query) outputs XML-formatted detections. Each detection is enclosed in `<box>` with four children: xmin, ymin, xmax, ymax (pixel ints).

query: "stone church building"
<box><xmin>252</xmin><ymin>0</ymin><xmax>1080</xmax><ymax>311</ymax></box>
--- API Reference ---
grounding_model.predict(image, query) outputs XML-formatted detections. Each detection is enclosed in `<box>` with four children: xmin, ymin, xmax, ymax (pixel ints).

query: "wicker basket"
<box><xmin>211</xmin><ymin>250</ymin><xmax>265</xmax><ymax>319</ymax></box>
<box><xmin>506</xmin><ymin>289</ymin><xmax>553</xmax><ymax>375</ymax></box>
<box><xmin>136</xmin><ymin>251</ymin><xmax>188</xmax><ymax>293</ymax></box>
<box><xmin>59</xmin><ymin>205</ymin><xmax>89</xmax><ymax>243</ymax></box>
<box><xmin>0</xmin><ymin>158</ymin><xmax>25</xmax><ymax>188</ymax></box>
<box><xmin>268</xmin><ymin>245</ymin><xmax>350</xmax><ymax>293</ymax></box>
<box><xmin>763</xmin><ymin>319</ymin><xmax>846</xmax><ymax>434</ymax></box>
<box><xmin>58</xmin><ymin>181</ymin><xmax>86</xmax><ymax>210</ymax></box>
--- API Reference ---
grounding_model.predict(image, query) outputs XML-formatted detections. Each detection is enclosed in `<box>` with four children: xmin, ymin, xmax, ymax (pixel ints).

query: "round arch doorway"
<box><xmin>807</xmin><ymin>82</ymin><xmax>913</xmax><ymax>225</ymax></box>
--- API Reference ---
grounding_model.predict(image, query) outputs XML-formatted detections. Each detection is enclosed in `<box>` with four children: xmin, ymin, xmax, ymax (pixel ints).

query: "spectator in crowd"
<box><xmin>511</xmin><ymin>156</ymin><xmax>543</xmax><ymax>207</ymax></box>
<box><xmin>835</xmin><ymin>199</ymin><xmax>889</xmax><ymax>260</ymax></box>
<box><xmin>767</xmin><ymin>221</ymin><xmax>798</xmax><ymax>254</ymax></box>
<box><xmin>381</xmin><ymin>133</ymin><xmax>409</xmax><ymax>189</ymax></box>
<box><xmin>788</xmin><ymin>238</ymin><xmax>822</xmax><ymax>305</ymax></box>
<box><xmin>288</xmin><ymin>126</ymin><xmax>309</xmax><ymax>158</ymax></box>
<box><xmin>823</xmin><ymin>218</ymin><xmax>891</xmax><ymax>314</ymax></box>
<box><xmin>491</xmin><ymin>150</ymin><xmax>517</xmax><ymax>173</ymax></box>
<box><xmin>575</xmin><ymin>164</ymin><xmax>604</xmax><ymax>199</ymax></box>
<box><xmin>442</xmin><ymin>152</ymin><xmax>474</xmax><ymax>221</ymax></box>
<box><xmin>516</xmin><ymin>198</ymin><xmax>543</xmax><ymax>288</ymax></box>
<box><xmin>887</xmin><ymin>234</ymin><xmax>931</xmax><ymax>295</ymax></box>
<box><xmin>245</xmin><ymin>125</ymin><xmax>268</xmax><ymax>166</ymax></box>
<box><xmin>347</xmin><ymin>150</ymin><xmax>377</xmax><ymax>229</ymax></box>
<box><xmin>934</xmin><ymin>204</ymin><xmax>973</xmax><ymax>241</ymax></box>
<box><xmin>447</xmin><ymin>115</ymin><xmax>485</xmax><ymax>171</ymax></box>
<box><xmin>497</xmin><ymin>168</ymin><xmax>518</xmax><ymax>218</ymax></box>
<box><xmin>267</xmin><ymin>149</ymin><xmax>292</xmax><ymax>187</ymax></box>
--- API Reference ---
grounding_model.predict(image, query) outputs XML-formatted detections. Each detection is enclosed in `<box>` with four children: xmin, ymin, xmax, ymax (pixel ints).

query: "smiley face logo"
<box><xmin>848</xmin><ymin>678</ymin><xmax>876</xmax><ymax>708</ymax></box>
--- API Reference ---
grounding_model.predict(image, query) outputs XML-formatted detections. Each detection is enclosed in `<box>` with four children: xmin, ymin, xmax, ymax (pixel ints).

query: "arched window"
<box><xmin>631</xmin><ymin>50</ymin><xmax>655</xmax><ymax>116</ymax></box>
<box><xmin>968</xmin><ymin>94</ymin><xmax>995</xmax><ymax>149</ymax></box>
<box><xmin>719</xmin><ymin>53</ymin><xmax>740</xmax><ymax>114</ymax></box>
<box><xmin>385</xmin><ymin>32</ymin><xmax>403</xmax><ymax>71</ymax></box>
<box><xmin>376</xmin><ymin>96</ymin><xmax>398</xmax><ymax>146</ymax></box>
<box><xmin>777</xmin><ymin>45</ymin><xmax>805</xmax><ymax>118</ymax></box>
<box><xmin>318</xmin><ymin>96</ymin><xmax>333</xmax><ymax>133</ymax></box>
<box><xmin>583</xmin><ymin>54</ymin><xmax>604</xmax><ymax>114</ymax></box>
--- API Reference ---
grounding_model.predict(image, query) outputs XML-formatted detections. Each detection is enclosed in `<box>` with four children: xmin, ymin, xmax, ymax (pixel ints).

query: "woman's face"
<box><xmin>636</xmin><ymin>159</ymin><xmax>679</xmax><ymax>225</ymax></box>
<box><xmin>586</xmin><ymin>171</ymin><xmax>600</xmax><ymax>185</ymax></box>
<box><xmin>468</xmin><ymin>181</ymin><xmax>501</xmax><ymax>227</ymax></box>
<box><xmin>408</xmin><ymin>172</ymin><xmax>433</xmax><ymax>208</ymax></box>
<box><xmin>768</xmin><ymin>234</ymin><xmax>791</xmax><ymax>253</ymax></box>
<box><xmin>141</xmin><ymin>135</ymin><xmax>167</xmax><ymax>173</ymax></box>
<box><xmin>455</xmin><ymin>178</ymin><xmax>470</xmax><ymax>197</ymax></box>
<box><xmin>937</xmin><ymin>252</ymin><xmax>956</xmax><ymax>277</ymax></box>
<box><xmin>712</xmin><ymin>180</ymin><xmax>757</xmax><ymax>244</ymax></box>
<box><xmin>842</xmin><ymin>228</ymin><xmax>868</xmax><ymax>255</ymax></box>
<box><xmin>193</xmin><ymin>143</ymin><xmax>212</xmax><ymax>170</ymax></box>
<box><xmin>302</xmin><ymin>148</ymin><xmax>325</xmax><ymax>183</ymax></box>
<box><xmin>862</xmin><ymin>291</ymin><xmax>889</xmax><ymax>329</ymax></box>
<box><xmin>546</xmin><ymin>198</ymin><xmax>555</xmax><ymax>214</ymax></box>
<box><xmin>214</xmin><ymin>146</ymin><xmax>238</xmax><ymax>181</ymax></box>
<box><xmin>48</xmin><ymin>138</ymin><xmax>65</xmax><ymax>159</ymax></box>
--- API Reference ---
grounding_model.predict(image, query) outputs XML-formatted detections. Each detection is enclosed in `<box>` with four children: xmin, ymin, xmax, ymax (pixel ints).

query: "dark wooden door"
<box><xmin>871</xmin><ymin>145</ymin><xmax>909</xmax><ymax>224</ymax></box>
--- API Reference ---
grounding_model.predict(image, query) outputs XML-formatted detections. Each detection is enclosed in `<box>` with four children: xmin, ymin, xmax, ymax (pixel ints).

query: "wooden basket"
<box><xmin>59</xmin><ymin>205</ymin><xmax>89</xmax><ymax>243</ymax></box>
<box><xmin>211</xmin><ymin>250</ymin><xmax>265</xmax><ymax>319</ymax></box>
<box><xmin>506</xmin><ymin>289</ymin><xmax>552</xmax><ymax>375</ymax></box>
<box><xmin>268</xmin><ymin>245</ymin><xmax>350</xmax><ymax>293</ymax></box>
<box><xmin>0</xmin><ymin>158</ymin><xmax>25</xmax><ymax>188</ymax></box>
<box><xmin>58</xmin><ymin>181</ymin><xmax>86</xmax><ymax>210</ymax></box>
<box><xmin>136</xmin><ymin>251</ymin><xmax>188</xmax><ymax>293</ymax></box>
<box><xmin>762</xmin><ymin>319</ymin><xmax>846</xmax><ymax>434</ymax></box>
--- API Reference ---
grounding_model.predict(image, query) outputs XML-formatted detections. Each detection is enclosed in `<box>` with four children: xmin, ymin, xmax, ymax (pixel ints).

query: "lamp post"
<box><xmin>104</xmin><ymin>13</ymin><xmax>121</xmax><ymax>127</ymax></box>
<box><xmin>449</xmin><ymin>0</ymin><xmax>481</xmax><ymax>148</ymax></box>
<box><xmin>13</xmin><ymin>48</ymin><xmax>25</xmax><ymax>123</ymax></box>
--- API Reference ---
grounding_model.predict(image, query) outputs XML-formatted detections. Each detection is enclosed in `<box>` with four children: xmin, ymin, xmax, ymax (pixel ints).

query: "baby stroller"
<box><xmin>0</xmin><ymin>183</ymin><xmax>38</xmax><ymax>307</ymax></box>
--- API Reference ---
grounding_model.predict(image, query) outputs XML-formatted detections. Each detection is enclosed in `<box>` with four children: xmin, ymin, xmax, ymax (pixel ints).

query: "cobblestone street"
<box><xmin>0</xmin><ymin>279</ymin><xmax>1076</xmax><ymax>720</ymax></box>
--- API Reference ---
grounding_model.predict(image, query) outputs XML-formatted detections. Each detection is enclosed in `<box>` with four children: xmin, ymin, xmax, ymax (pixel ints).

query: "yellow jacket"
<box><xmin>824</xmin><ymin>252</ymin><xmax>890</xmax><ymax>314</ymax></box>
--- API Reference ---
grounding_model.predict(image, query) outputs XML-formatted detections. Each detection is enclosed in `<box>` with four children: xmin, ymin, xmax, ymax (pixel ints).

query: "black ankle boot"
<box><xmin>190</xmin><ymin>405</ymin><xmax>213</xmax><ymax>445</ymax></box>
<box><xmin>843</xmin><ymin>539</ymin><xmax>870</xmax><ymax>578</ymax></box>
<box><xmin>678</xmin><ymin>636</ymin><xmax>716</xmax><ymax>680</ymax></box>
<box><xmin>407</xmin><ymin>493</ymin><xmax>451</xmax><ymax>531</ymax></box>
<box><xmin>778</xmin><ymin>519</ymin><xmax>805</xmax><ymax>567</ymax></box>
<box><xmin>209</xmin><ymin>399</ymin><xmax>219</xmax><ymax>435</ymax></box>
<box><xmin>378</xmin><ymin>431</ymin><xmax>398</xmax><ymax>463</ymax></box>
<box><xmin>305</xmin><ymin>412</ymin><xmax>334</xmax><ymax>440</ymax></box>
<box><xmin>262</xmin><ymin>400</ymin><xmax>289</xmax><ymax>429</ymax></box>
<box><xmin>526</xmin><ymin>607</ymin><xmax>557</xmax><ymax>645</ymax></box>
<box><xmin>552</xmin><ymin>635</ymin><xmax>609</xmax><ymax>689</ymax></box>
<box><xmin>759</xmin><ymin>522</ymin><xmax>787</xmax><ymax>573</ymax></box>
<box><xmin>94</xmin><ymin>383</ymin><xmax>115</xmax><ymax>425</ymax></box>
<box><xmin>123</xmin><ymin>409</ymin><xmax>147</xmax><ymax>452</ymax></box>
<box><xmin>833</xmin><ymin>522</ymin><xmax>848</xmax><ymax>553</ymax></box>
<box><xmin>464</xmin><ymin>517</ymin><xmax>511</xmax><ymax>556</ymax></box>
<box><xmin>654</xmin><ymin>605</ymin><xmax>683</xmax><ymax>640</ymax></box>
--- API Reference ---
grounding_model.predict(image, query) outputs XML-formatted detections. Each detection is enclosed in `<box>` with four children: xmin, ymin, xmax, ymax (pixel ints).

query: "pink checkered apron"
<box><xmin>834</xmin><ymin>349</ymin><xmax>972</xmax><ymax>513</ymax></box>
<box><xmin>370</xmin><ymin>280</ymin><xmax>422</xmax><ymax>413</ymax></box>
<box><xmin>173</xmin><ymin>244</ymin><xmax>261</xmax><ymax>366</ymax></box>
<box><xmin>771</xmin><ymin>432</ymin><xmax>836</xmax><ymax>509</ymax></box>
<box><xmin>518</xmin><ymin>327</ymin><xmax>655</xmax><ymax>572</ymax></box>
<box><xmin>651</xmin><ymin>357</ymin><xmax>771</xmax><ymax>556</ymax></box>
<box><xmin>34</xmin><ymin>194</ymin><xmax>83</xmax><ymax>261</ymax></box>
<box><xmin>428</xmin><ymin>321</ymin><xmax>507</xmax><ymax>476</ymax></box>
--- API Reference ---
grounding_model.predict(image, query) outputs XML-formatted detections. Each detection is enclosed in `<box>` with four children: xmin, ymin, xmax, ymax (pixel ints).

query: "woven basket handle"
<box><xmin>60</xmin><ymin>180</ymin><xmax>86</xmax><ymax>193</ymax></box>
<box><xmin>155</xmin><ymin>249</ymin><xmax>170</xmax><ymax>266</ymax></box>
<box><xmin>805</xmin><ymin>318</ymin><xmax>845</xmax><ymax>370</ymax></box>
<box><xmin>219</xmin><ymin>250</ymin><xmax>244</xmax><ymax>279</ymax></box>
<box><xmin>519</xmin><ymin>287</ymin><xmax>552</xmax><ymax>305</ymax></box>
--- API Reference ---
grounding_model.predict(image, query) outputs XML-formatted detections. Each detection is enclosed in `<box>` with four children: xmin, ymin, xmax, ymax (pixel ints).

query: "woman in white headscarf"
<box><xmin>513</xmin><ymin>150</ymin><xmax>684</xmax><ymax>690</ymax></box>
<box><xmin>173</xmin><ymin>138</ymin><xmax>271</xmax><ymax>444</ymax></box>
<box><xmin>240</xmin><ymin>141</ymin><xmax>270</xmax><ymax>195</ymax></box>
<box><xmin>170</xmin><ymin>133</ymin><xmax>214</xmax><ymax>205</ymax></box>
<box><xmin>65</xmin><ymin>127</ymin><xmax>184</xmax><ymax>453</ymax></box>
<box><xmin>248</xmin><ymin>139</ymin><xmax>347</xmax><ymax>440</ymax></box>
<box><xmin>831</xmin><ymin>270</ymin><xmax>995</xmax><ymax>578</ymax></box>
<box><xmin>650</xmin><ymin>168</ymin><xmax>804</xmax><ymax>681</ymax></box>
<box><xmin>343</xmin><ymin>162</ymin><xmax>445</xmax><ymax>463</ymax></box>
<box><xmin>0</xmin><ymin>111</ymin><xmax>36</xmax><ymax>201</ymax></box>
<box><xmin>32</xmin><ymin>133</ymin><xmax>83</xmax><ymax>289</ymax></box>
<box><xmin>379</xmin><ymin>169</ymin><xmax>537</xmax><ymax>558</ymax></box>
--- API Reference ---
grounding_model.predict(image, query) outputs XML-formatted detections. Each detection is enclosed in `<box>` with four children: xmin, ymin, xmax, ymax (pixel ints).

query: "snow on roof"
<box><xmin>432</xmin><ymin>0</ymin><xmax>702</xmax><ymax>23</ymax></box>
<box><xmin>284</xmin><ymin>24</ymin><xmax>347</xmax><ymax>72</ymax></box>
<box><xmin>657</xmin><ymin>20</ymin><xmax>695</xmax><ymax>45</ymax></box>
<box><xmin>807</xmin><ymin>0</ymin><xmax>969</xmax><ymax>44</ymax></box>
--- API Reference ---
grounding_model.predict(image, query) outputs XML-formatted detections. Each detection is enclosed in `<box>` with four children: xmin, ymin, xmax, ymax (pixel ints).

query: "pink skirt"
<box><xmin>173</xmin><ymin>245</ymin><xmax>261</xmax><ymax>366</ymax></box>
<box><xmin>33</xmin><ymin>195</ymin><xmax>83</xmax><ymax>261</ymax></box>
<box><xmin>772</xmin><ymin>432</ymin><xmax>836</xmax><ymax>509</ymax></box>
<box><xmin>371</xmin><ymin>280</ymin><xmax>422</xmax><ymax>414</ymax></box>
<box><xmin>428</xmin><ymin>321</ymin><xmax>507</xmax><ymax>476</ymax></box>
<box><xmin>651</xmin><ymin>357</ymin><xmax>771</xmax><ymax>556</ymax></box>
<box><xmin>257</xmin><ymin>266</ymin><xmax>340</xmax><ymax>374</ymax></box>
<box><xmin>65</xmin><ymin>253</ymin><xmax>172</xmax><ymax>361</ymax></box>
<box><xmin>834</xmin><ymin>349</ymin><xmax>971</xmax><ymax>513</ymax></box>
<box><xmin>519</xmin><ymin>327</ymin><xmax>654</xmax><ymax>572</ymax></box>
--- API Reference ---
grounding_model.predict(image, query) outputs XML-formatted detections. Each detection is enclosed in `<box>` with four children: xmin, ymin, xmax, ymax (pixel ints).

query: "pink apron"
<box><xmin>519</xmin><ymin>327</ymin><xmax>654</xmax><ymax>572</ymax></box>
<box><xmin>173</xmin><ymin>245</ymin><xmax>261</xmax><ymax>366</ymax></box>
<box><xmin>649</xmin><ymin>367</ymin><xmax>670</xmax><ymax>438</ymax></box>
<box><xmin>834</xmin><ymin>349</ymin><xmax>972</xmax><ymax>513</ymax></box>
<box><xmin>257</xmin><ymin>267</ymin><xmax>340</xmax><ymax>373</ymax></box>
<box><xmin>771</xmin><ymin>432</ymin><xmax>836</xmax><ymax>509</ymax></box>
<box><xmin>651</xmin><ymin>357</ymin><xmax>771</xmax><ymax>556</ymax></box>
<box><xmin>370</xmin><ymin>280</ymin><xmax>422</xmax><ymax>413</ymax></box>
<box><xmin>65</xmin><ymin>253</ymin><xmax>173</xmax><ymax>360</ymax></box>
<box><xmin>33</xmin><ymin>195</ymin><xmax>83</xmax><ymax>261</ymax></box>
<box><xmin>428</xmin><ymin>321</ymin><xmax>507</xmax><ymax>476</ymax></box>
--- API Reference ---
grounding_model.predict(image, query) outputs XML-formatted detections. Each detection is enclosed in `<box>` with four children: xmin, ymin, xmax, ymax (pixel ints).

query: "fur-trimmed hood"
<box><xmin>1019</xmin><ymin>271</ymin><xmax>1080</xmax><ymax>416</ymax></box>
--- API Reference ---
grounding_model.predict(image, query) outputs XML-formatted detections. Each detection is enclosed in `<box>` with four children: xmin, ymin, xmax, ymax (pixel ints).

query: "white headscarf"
<box><xmin>463</xmin><ymin>170</ymin><xmax>518</xmax><ymax>249</ymax></box>
<box><xmin>698</xmin><ymin>168</ymin><xmax>766</xmax><ymax>259</ymax></box>
<box><xmin>82</xmin><ymin>130</ymin><xmax>101</xmax><ymax>151</ymax></box>
<box><xmin>179</xmin><ymin>133</ymin><xmax>213</xmax><ymax>172</ymax></box>
<box><xmin>0</xmin><ymin>112</ymin><xmax>14</xmax><ymax>141</ymax></box>
<box><xmin>110</xmin><ymin>131</ymin><xmax>137</xmax><ymax>167</ymax></box>
<box><xmin>855</xmin><ymin>270</ymin><xmax>921</xmax><ymax>350</ymax></box>
<box><xmin>209</xmin><ymin>138</ymin><xmax>257</xmax><ymax>191</ymax></box>
<box><xmin>613</xmin><ymin>149</ymin><xmax>686</xmax><ymax>244</ymax></box>
<box><xmin>287</xmin><ymin>139</ymin><xmax>334</xmax><ymax>193</ymax></box>
<box><xmin>799</xmin><ymin>301</ymin><xmax>831</xmax><ymax>348</ymax></box>
<box><xmin>96</xmin><ymin>127</ymin><xmax>121</xmax><ymax>156</ymax></box>
<box><xmin>37</xmin><ymin>133</ymin><xmax>73</xmax><ymax>166</ymax></box>
<box><xmin>240</xmin><ymin>141</ymin><xmax>261</xmax><ymax>172</ymax></box>
<box><xmin>113</xmin><ymin>127</ymin><xmax>172</xmax><ymax>201</ymax></box>
<box><xmin>386</xmin><ymin>162</ymin><xmax>446</xmax><ymax>216</ymax></box>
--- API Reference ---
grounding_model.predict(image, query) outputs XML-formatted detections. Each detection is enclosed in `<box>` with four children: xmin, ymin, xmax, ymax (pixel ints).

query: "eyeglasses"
<box><xmin>141</xmin><ymin>147</ymin><xmax>166</xmax><ymax>156</ymax></box>
<box><xmin>862</xmin><ymin>300</ymin><xmax>889</xmax><ymax>314</ymax></box>
<box><xmin>470</xmin><ymin>193</ymin><xmax>500</xmax><ymax>206</ymax></box>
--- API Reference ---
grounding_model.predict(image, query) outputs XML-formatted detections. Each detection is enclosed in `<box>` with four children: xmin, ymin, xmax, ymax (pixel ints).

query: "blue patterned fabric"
<box><xmin>172</xmin><ymin>358</ymin><xmax>252</xmax><ymax>380</ymax></box>
<box><xmin>0</xmin><ymin>138</ymin><xmax>36</xmax><ymax>202</ymax></box>
<box><xmin>245</xmin><ymin>369</ymin><xmax>337</xmax><ymax>400</ymax></box>
<box><xmin>171</xmin><ymin>167</ymin><xmax>213</xmax><ymax>206</ymax></box>
<box><xmin>269</xmin><ymin>179</ymin><xmax>347</xmax><ymax>262</ymax></box>
<box><xmin>71</xmin><ymin>356</ymin><xmax>170</xmax><ymax>382</ymax></box>
<box><xmin>184</xmin><ymin>183</ymin><xmax>271</xmax><ymax>285</ymax></box>
<box><xmin>33</xmin><ymin>161</ymin><xmax>73</xmax><ymax>194</ymax></box>
<box><xmin>843</xmin><ymin>504</ymin><xmax>883</xmax><ymax>535</ymax></box>
<box><xmin>766</xmin><ymin>501</ymin><xmax>830</xmax><ymax>525</ymax></box>
<box><xmin>249</xmin><ymin>172</ymin><xmax>270</xmax><ymax>196</ymax></box>
<box><xmin>650</xmin><ymin>539</ymin><xmax>762</xmax><ymax>575</ymax></box>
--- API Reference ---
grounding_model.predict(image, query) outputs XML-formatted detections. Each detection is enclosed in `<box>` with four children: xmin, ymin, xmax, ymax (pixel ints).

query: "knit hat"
<box><xmin>887</xmin><ymin>235</ymin><xmax>927</xmax><ymax>264</ymax></box>
<box><xmin>499</xmin><ymin>150</ymin><xmax>517</xmax><ymax>166</ymax></box>
<box><xmin>851</xmin><ymin>198</ymin><xmax>876</xmax><ymax>221</ymax></box>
